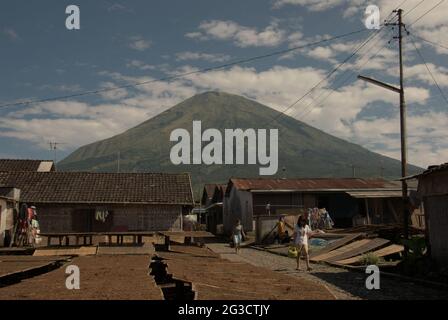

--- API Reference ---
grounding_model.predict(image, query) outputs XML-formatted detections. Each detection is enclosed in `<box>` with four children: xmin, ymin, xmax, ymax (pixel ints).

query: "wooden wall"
<box><xmin>34</xmin><ymin>204</ymin><xmax>182</xmax><ymax>233</ymax></box>
<box><xmin>424</xmin><ymin>195</ymin><xmax>448</xmax><ymax>266</ymax></box>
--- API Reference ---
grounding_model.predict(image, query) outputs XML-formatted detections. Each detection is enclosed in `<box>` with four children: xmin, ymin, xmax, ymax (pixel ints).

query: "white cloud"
<box><xmin>2</xmin><ymin>27</ymin><xmax>19</xmax><ymax>41</ymax></box>
<box><xmin>107</xmin><ymin>3</ymin><xmax>133</xmax><ymax>13</ymax></box>
<box><xmin>99</xmin><ymin>82</ymin><xmax>128</xmax><ymax>100</ymax></box>
<box><xmin>273</xmin><ymin>0</ymin><xmax>345</xmax><ymax>11</ymax></box>
<box><xmin>307</xmin><ymin>46</ymin><xmax>337</xmax><ymax>62</ymax></box>
<box><xmin>128</xmin><ymin>36</ymin><xmax>151</xmax><ymax>51</ymax></box>
<box><xmin>187</xmin><ymin>20</ymin><xmax>286</xmax><ymax>47</ymax></box>
<box><xmin>126</xmin><ymin>60</ymin><xmax>155</xmax><ymax>71</ymax></box>
<box><xmin>417</xmin><ymin>26</ymin><xmax>448</xmax><ymax>55</ymax></box>
<box><xmin>404</xmin><ymin>63</ymin><xmax>448</xmax><ymax>88</ymax></box>
<box><xmin>185</xmin><ymin>32</ymin><xmax>203</xmax><ymax>39</ymax></box>
<box><xmin>176</xmin><ymin>51</ymin><xmax>231</xmax><ymax>63</ymax></box>
<box><xmin>37</xmin><ymin>84</ymin><xmax>82</xmax><ymax>93</ymax></box>
<box><xmin>351</xmin><ymin>112</ymin><xmax>448</xmax><ymax>167</ymax></box>
<box><xmin>1</xmin><ymin>61</ymin><xmax>443</xmax><ymax>168</ymax></box>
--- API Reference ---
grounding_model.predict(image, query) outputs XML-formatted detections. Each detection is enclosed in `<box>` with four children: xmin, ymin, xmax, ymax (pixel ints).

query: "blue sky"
<box><xmin>0</xmin><ymin>0</ymin><xmax>447</xmax><ymax>168</ymax></box>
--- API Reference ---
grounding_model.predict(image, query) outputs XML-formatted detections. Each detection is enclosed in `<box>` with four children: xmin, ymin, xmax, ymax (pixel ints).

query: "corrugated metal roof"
<box><xmin>229</xmin><ymin>178</ymin><xmax>398</xmax><ymax>192</ymax></box>
<box><xmin>420</xmin><ymin>163</ymin><xmax>448</xmax><ymax>176</ymax></box>
<box><xmin>403</xmin><ymin>163</ymin><xmax>447</xmax><ymax>180</ymax></box>
<box><xmin>346</xmin><ymin>190</ymin><xmax>403</xmax><ymax>198</ymax></box>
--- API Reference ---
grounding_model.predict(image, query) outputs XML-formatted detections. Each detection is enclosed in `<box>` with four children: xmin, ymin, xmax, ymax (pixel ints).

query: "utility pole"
<box><xmin>351</xmin><ymin>165</ymin><xmax>356</xmax><ymax>178</ymax></box>
<box><xmin>397</xmin><ymin>9</ymin><xmax>410</xmax><ymax>241</ymax></box>
<box><xmin>358</xmin><ymin>8</ymin><xmax>409</xmax><ymax>243</ymax></box>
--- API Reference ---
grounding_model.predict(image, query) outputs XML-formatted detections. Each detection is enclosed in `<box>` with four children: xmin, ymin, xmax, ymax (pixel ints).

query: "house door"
<box><xmin>71</xmin><ymin>209</ymin><xmax>92</xmax><ymax>232</ymax></box>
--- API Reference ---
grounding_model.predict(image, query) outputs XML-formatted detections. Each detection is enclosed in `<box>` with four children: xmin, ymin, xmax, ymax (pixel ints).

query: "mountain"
<box><xmin>58</xmin><ymin>91</ymin><xmax>422</xmax><ymax>195</ymax></box>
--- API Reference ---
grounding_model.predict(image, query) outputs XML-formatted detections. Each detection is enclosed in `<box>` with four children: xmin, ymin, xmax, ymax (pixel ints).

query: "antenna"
<box><xmin>117</xmin><ymin>151</ymin><xmax>120</xmax><ymax>173</ymax></box>
<box><xmin>48</xmin><ymin>141</ymin><xmax>65</xmax><ymax>168</ymax></box>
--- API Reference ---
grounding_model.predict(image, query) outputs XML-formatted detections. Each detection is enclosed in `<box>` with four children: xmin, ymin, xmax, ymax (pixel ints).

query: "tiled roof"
<box><xmin>0</xmin><ymin>159</ymin><xmax>55</xmax><ymax>172</ymax></box>
<box><xmin>228</xmin><ymin>177</ymin><xmax>399</xmax><ymax>192</ymax></box>
<box><xmin>0</xmin><ymin>171</ymin><xmax>194</xmax><ymax>205</ymax></box>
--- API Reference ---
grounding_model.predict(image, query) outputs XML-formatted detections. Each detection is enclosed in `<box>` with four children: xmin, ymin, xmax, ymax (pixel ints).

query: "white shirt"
<box><xmin>294</xmin><ymin>225</ymin><xmax>312</xmax><ymax>246</ymax></box>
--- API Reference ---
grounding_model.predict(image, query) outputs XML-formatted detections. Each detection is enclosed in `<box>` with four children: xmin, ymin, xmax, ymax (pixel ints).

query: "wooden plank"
<box><xmin>96</xmin><ymin>246</ymin><xmax>153</xmax><ymax>255</ymax></box>
<box><xmin>158</xmin><ymin>231</ymin><xmax>215</xmax><ymax>238</ymax></box>
<box><xmin>33</xmin><ymin>246</ymin><xmax>97</xmax><ymax>257</ymax></box>
<box><xmin>325</xmin><ymin>238</ymin><xmax>390</xmax><ymax>263</ymax></box>
<box><xmin>0</xmin><ymin>262</ymin><xmax>59</xmax><ymax>281</ymax></box>
<box><xmin>309</xmin><ymin>233</ymin><xmax>363</xmax><ymax>258</ymax></box>
<box><xmin>311</xmin><ymin>239</ymin><xmax>371</xmax><ymax>262</ymax></box>
<box><xmin>336</xmin><ymin>244</ymin><xmax>404</xmax><ymax>265</ymax></box>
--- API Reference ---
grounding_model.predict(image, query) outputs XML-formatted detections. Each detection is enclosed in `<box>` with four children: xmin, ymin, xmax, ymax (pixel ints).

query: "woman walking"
<box><xmin>293</xmin><ymin>215</ymin><xmax>313</xmax><ymax>271</ymax></box>
<box><xmin>232</xmin><ymin>219</ymin><xmax>246</xmax><ymax>254</ymax></box>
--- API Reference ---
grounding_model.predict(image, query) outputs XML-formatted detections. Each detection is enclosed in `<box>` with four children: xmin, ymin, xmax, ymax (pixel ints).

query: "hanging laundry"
<box><xmin>95</xmin><ymin>209</ymin><xmax>109</xmax><ymax>223</ymax></box>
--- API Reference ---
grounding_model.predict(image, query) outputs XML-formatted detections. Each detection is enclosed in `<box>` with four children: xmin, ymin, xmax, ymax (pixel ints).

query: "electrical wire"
<box><xmin>0</xmin><ymin>28</ymin><xmax>370</xmax><ymax>110</ymax></box>
<box><xmin>408</xmin><ymin>0</ymin><xmax>445</xmax><ymax>26</ymax></box>
<box><xmin>410</xmin><ymin>34</ymin><xmax>448</xmax><ymax>106</ymax></box>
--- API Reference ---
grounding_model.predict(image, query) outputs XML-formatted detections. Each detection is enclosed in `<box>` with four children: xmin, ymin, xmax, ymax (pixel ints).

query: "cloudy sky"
<box><xmin>0</xmin><ymin>0</ymin><xmax>447</xmax><ymax>168</ymax></box>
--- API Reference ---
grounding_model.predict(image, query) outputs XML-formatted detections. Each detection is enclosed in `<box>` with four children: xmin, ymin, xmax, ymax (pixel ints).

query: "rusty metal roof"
<box><xmin>228</xmin><ymin>178</ymin><xmax>399</xmax><ymax>192</ymax></box>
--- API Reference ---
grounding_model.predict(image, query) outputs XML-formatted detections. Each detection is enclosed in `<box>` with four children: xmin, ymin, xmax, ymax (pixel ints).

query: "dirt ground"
<box><xmin>0</xmin><ymin>244</ymin><xmax>336</xmax><ymax>300</ymax></box>
<box><xmin>206</xmin><ymin>243</ymin><xmax>448</xmax><ymax>300</ymax></box>
<box><xmin>2</xmin><ymin>241</ymin><xmax>446</xmax><ymax>300</ymax></box>
<box><xmin>0</xmin><ymin>256</ymin><xmax>68</xmax><ymax>277</ymax></box>
<box><xmin>0</xmin><ymin>255</ymin><xmax>163</xmax><ymax>300</ymax></box>
<box><xmin>156</xmin><ymin>245</ymin><xmax>336</xmax><ymax>300</ymax></box>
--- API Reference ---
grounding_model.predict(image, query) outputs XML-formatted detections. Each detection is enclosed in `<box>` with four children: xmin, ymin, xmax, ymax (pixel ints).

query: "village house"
<box><xmin>409</xmin><ymin>163</ymin><xmax>448</xmax><ymax>269</ymax></box>
<box><xmin>0</xmin><ymin>171</ymin><xmax>194</xmax><ymax>235</ymax></box>
<box><xmin>222</xmin><ymin>177</ymin><xmax>420</xmax><ymax>234</ymax></box>
<box><xmin>200</xmin><ymin>184</ymin><xmax>226</xmax><ymax>234</ymax></box>
<box><xmin>0</xmin><ymin>187</ymin><xmax>20</xmax><ymax>246</ymax></box>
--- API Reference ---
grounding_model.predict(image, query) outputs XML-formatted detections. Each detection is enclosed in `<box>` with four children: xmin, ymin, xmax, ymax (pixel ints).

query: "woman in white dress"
<box><xmin>293</xmin><ymin>215</ymin><xmax>313</xmax><ymax>271</ymax></box>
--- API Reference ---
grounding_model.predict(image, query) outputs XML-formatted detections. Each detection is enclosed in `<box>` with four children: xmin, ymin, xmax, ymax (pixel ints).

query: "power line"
<box><xmin>299</xmin><ymin>29</ymin><xmax>394</xmax><ymax>121</ymax></box>
<box><xmin>409</xmin><ymin>33</ymin><xmax>448</xmax><ymax>51</ymax></box>
<box><xmin>394</xmin><ymin>0</ymin><xmax>410</xmax><ymax>11</ymax></box>
<box><xmin>295</xmin><ymin>22</ymin><xmax>398</xmax><ymax>121</ymax></box>
<box><xmin>285</xmin><ymin>9</ymin><xmax>403</xmax><ymax>122</ymax></box>
<box><xmin>265</xmin><ymin>9</ymin><xmax>402</xmax><ymax>126</ymax></box>
<box><xmin>293</xmin><ymin>29</ymin><xmax>389</xmax><ymax>120</ymax></box>
<box><xmin>298</xmin><ymin>2</ymin><xmax>447</xmax><ymax>122</ymax></box>
<box><xmin>410</xmin><ymin>34</ymin><xmax>448</xmax><ymax>106</ymax></box>
<box><xmin>409</xmin><ymin>0</ymin><xmax>445</xmax><ymax>26</ymax></box>
<box><xmin>262</xmin><ymin>28</ymin><xmax>387</xmax><ymax>127</ymax></box>
<box><xmin>0</xmin><ymin>28</ymin><xmax>370</xmax><ymax>110</ymax></box>
<box><xmin>403</xmin><ymin>0</ymin><xmax>425</xmax><ymax>17</ymax></box>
